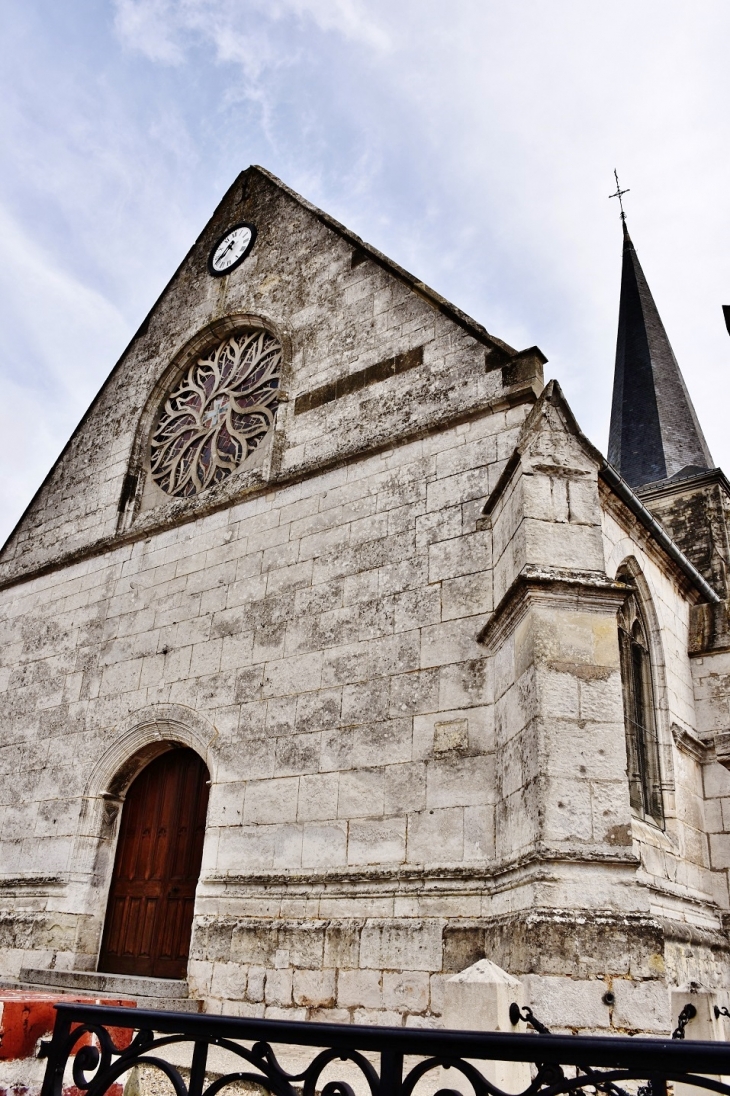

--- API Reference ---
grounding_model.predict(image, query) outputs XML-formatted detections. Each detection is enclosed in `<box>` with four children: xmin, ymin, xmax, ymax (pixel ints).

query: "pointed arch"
<box><xmin>615</xmin><ymin>559</ymin><xmax>667</xmax><ymax>826</ymax></box>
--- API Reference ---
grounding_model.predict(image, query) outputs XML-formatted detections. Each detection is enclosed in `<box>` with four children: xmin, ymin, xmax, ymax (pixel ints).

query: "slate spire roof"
<box><xmin>607</xmin><ymin>218</ymin><xmax>713</xmax><ymax>489</ymax></box>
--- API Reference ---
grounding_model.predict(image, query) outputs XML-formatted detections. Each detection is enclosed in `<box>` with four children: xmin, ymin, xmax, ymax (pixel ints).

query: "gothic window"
<box><xmin>150</xmin><ymin>329</ymin><xmax>282</xmax><ymax>498</ymax></box>
<box><xmin>617</xmin><ymin>579</ymin><xmax>664</xmax><ymax>826</ymax></box>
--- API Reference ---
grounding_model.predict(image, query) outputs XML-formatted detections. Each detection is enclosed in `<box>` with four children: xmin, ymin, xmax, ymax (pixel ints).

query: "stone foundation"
<box><xmin>183</xmin><ymin>909</ymin><xmax>730</xmax><ymax>1031</ymax></box>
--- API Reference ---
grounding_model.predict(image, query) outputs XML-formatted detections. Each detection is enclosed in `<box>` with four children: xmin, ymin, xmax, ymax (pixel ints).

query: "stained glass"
<box><xmin>151</xmin><ymin>330</ymin><xmax>282</xmax><ymax>497</ymax></box>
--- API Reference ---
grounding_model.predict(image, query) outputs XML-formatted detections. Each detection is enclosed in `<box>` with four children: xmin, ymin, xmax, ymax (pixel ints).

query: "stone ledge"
<box><xmin>201</xmin><ymin>846</ymin><xmax>640</xmax><ymax>898</ymax></box>
<box><xmin>671</xmin><ymin>722</ymin><xmax>713</xmax><ymax>762</ymax></box>
<box><xmin>0</xmin><ymin>876</ymin><xmax>64</xmax><ymax>893</ymax></box>
<box><xmin>19</xmin><ymin>967</ymin><xmax>189</xmax><ymax>1000</ymax></box>
<box><xmin>1</xmin><ymin>979</ymin><xmax>203</xmax><ymax>1013</ymax></box>
<box><xmin>0</xmin><ymin>384</ymin><xmax>538</xmax><ymax>591</ymax></box>
<box><xmin>477</xmin><ymin>564</ymin><xmax>629</xmax><ymax>652</ymax></box>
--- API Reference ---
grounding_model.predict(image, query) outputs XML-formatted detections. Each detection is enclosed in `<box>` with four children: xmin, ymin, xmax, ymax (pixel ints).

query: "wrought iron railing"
<box><xmin>39</xmin><ymin>1001</ymin><xmax>730</xmax><ymax>1096</ymax></box>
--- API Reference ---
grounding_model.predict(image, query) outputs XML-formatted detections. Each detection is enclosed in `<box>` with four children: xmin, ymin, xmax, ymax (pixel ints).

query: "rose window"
<box><xmin>150</xmin><ymin>329</ymin><xmax>282</xmax><ymax>497</ymax></box>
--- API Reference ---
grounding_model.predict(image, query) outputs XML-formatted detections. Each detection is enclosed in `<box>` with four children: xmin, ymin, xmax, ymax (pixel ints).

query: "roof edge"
<box><xmin>599</xmin><ymin>462</ymin><xmax>720</xmax><ymax>604</ymax></box>
<box><xmin>482</xmin><ymin>379</ymin><xmax>720</xmax><ymax>606</ymax></box>
<box><xmin>535</xmin><ymin>382</ymin><xmax>720</xmax><ymax>604</ymax></box>
<box><xmin>636</xmin><ymin>466</ymin><xmax>730</xmax><ymax>504</ymax></box>
<box><xmin>250</xmin><ymin>166</ymin><xmax>519</xmax><ymax>357</ymax></box>
<box><xmin>0</xmin><ymin>171</ymin><xmax>250</xmax><ymax>562</ymax></box>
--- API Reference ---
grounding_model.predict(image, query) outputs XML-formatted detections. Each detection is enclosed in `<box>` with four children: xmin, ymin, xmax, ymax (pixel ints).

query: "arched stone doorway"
<box><xmin>99</xmin><ymin>746</ymin><xmax>210</xmax><ymax>979</ymax></box>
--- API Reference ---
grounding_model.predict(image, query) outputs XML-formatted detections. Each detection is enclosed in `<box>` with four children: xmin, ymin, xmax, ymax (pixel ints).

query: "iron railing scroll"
<box><xmin>39</xmin><ymin>1001</ymin><xmax>730</xmax><ymax>1096</ymax></box>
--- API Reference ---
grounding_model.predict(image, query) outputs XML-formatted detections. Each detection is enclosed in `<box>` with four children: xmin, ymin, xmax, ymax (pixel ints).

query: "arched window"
<box><xmin>617</xmin><ymin>579</ymin><xmax>664</xmax><ymax>827</ymax></box>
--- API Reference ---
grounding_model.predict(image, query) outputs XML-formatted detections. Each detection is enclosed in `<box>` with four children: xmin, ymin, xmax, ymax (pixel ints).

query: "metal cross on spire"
<box><xmin>609</xmin><ymin>169</ymin><xmax>630</xmax><ymax>220</ymax></box>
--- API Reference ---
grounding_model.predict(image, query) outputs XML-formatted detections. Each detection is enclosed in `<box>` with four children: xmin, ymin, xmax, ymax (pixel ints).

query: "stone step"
<box><xmin>18</xmin><ymin>967</ymin><xmax>191</xmax><ymax>1001</ymax></box>
<box><xmin>2</xmin><ymin>978</ymin><xmax>203</xmax><ymax>1012</ymax></box>
<box><xmin>1</xmin><ymin>977</ymin><xmax>203</xmax><ymax>1013</ymax></box>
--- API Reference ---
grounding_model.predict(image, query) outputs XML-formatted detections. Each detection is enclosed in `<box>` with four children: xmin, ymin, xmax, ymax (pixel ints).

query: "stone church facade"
<box><xmin>1</xmin><ymin>167</ymin><xmax>730</xmax><ymax>1034</ymax></box>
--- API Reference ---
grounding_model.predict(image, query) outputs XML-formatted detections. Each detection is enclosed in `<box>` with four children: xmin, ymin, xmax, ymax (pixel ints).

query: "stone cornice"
<box><xmin>0</xmin><ymin>875</ymin><xmax>64</xmax><ymax>892</ymax></box>
<box><xmin>638</xmin><ymin>871</ymin><xmax>719</xmax><ymax>912</ymax></box>
<box><xmin>0</xmin><ymin>385</ymin><xmax>538</xmax><ymax>592</ymax></box>
<box><xmin>477</xmin><ymin>565</ymin><xmax>629</xmax><ymax>653</ymax></box>
<box><xmin>637</xmin><ymin>466</ymin><xmax>730</xmax><ymax>505</ymax></box>
<box><xmin>201</xmin><ymin>845</ymin><xmax>639</xmax><ymax>901</ymax></box>
<box><xmin>712</xmin><ymin>729</ymin><xmax>730</xmax><ymax>771</ymax></box>
<box><xmin>671</xmin><ymin>722</ymin><xmax>713</xmax><ymax>763</ymax></box>
<box><xmin>658</xmin><ymin>916</ymin><xmax>730</xmax><ymax>950</ymax></box>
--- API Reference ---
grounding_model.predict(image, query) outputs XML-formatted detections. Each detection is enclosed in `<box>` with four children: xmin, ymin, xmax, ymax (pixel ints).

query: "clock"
<box><xmin>208</xmin><ymin>223</ymin><xmax>257</xmax><ymax>276</ymax></box>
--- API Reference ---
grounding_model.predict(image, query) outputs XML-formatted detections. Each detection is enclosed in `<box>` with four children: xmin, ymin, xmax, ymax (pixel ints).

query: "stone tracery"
<box><xmin>150</xmin><ymin>329</ymin><xmax>282</xmax><ymax>497</ymax></box>
<box><xmin>617</xmin><ymin>575</ymin><xmax>664</xmax><ymax>826</ymax></box>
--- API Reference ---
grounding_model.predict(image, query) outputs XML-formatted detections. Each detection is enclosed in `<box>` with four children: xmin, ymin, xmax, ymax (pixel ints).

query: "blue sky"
<box><xmin>1</xmin><ymin>1</ymin><xmax>729</xmax><ymax>544</ymax></box>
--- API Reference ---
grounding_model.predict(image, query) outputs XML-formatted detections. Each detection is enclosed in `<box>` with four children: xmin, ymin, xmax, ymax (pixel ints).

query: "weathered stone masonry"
<box><xmin>2</xmin><ymin>167</ymin><xmax>730</xmax><ymax>1034</ymax></box>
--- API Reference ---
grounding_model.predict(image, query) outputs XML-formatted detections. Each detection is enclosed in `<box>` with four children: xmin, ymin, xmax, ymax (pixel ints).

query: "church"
<box><xmin>1</xmin><ymin>166</ymin><xmax>729</xmax><ymax>1035</ymax></box>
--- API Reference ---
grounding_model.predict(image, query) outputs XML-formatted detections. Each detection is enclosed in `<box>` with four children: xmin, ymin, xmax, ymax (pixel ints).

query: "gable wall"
<box><xmin>2</xmin><ymin>169</ymin><xmax>729</xmax><ymax>1027</ymax></box>
<box><xmin>0</xmin><ymin>169</ymin><xmax>510</xmax><ymax>585</ymax></box>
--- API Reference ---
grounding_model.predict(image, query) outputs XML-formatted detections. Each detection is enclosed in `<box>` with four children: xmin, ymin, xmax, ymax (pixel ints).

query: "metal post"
<box><xmin>39</xmin><ymin>1013</ymin><xmax>73</xmax><ymax>1096</ymax></box>
<box><xmin>188</xmin><ymin>1040</ymin><xmax>209</xmax><ymax>1096</ymax></box>
<box><xmin>380</xmin><ymin>1048</ymin><xmax>403</xmax><ymax>1096</ymax></box>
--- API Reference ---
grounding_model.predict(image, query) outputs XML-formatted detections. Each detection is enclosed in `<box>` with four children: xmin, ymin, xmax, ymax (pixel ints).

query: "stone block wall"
<box><xmin>701</xmin><ymin>748</ymin><xmax>730</xmax><ymax>908</ymax></box>
<box><xmin>639</xmin><ymin>473</ymin><xmax>730</xmax><ymax>599</ymax></box>
<box><xmin>2</xmin><ymin>378</ymin><xmax>729</xmax><ymax>1028</ymax></box>
<box><xmin>601</xmin><ymin>493</ymin><xmax>721</xmax><ymax>911</ymax></box>
<box><xmin>1</xmin><ymin>166</ymin><xmax>729</xmax><ymax>1033</ymax></box>
<box><xmin>187</xmin><ymin>910</ymin><xmax>730</xmax><ymax>1028</ymax></box>
<box><xmin>0</xmin><ymin>403</ymin><xmax>528</xmax><ymax>981</ymax></box>
<box><xmin>0</xmin><ymin>167</ymin><xmax>517</xmax><ymax>586</ymax></box>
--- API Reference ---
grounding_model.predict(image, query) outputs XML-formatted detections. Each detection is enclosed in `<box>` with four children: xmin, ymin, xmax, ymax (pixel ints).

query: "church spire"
<box><xmin>607</xmin><ymin>217</ymin><xmax>713</xmax><ymax>489</ymax></box>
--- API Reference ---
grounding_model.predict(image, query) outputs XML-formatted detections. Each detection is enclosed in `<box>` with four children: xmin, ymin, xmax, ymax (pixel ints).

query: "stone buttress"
<box><xmin>0</xmin><ymin>171</ymin><xmax>729</xmax><ymax>1036</ymax></box>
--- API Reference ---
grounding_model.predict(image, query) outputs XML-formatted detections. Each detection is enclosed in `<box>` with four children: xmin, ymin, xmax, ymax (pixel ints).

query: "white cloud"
<box><xmin>0</xmin><ymin>203</ymin><xmax>131</xmax><ymax>543</ymax></box>
<box><xmin>264</xmin><ymin>0</ymin><xmax>391</xmax><ymax>49</ymax></box>
<box><xmin>114</xmin><ymin>0</ymin><xmax>187</xmax><ymax>63</ymax></box>
<box><xmin>2</xmin><ymin>0</ymin><xmax>730</xmax><ymax>546</ymax></box>
<box><xmin>0</xmin><ymin>205</ymin><xmax>129</xmax><ymax>390</ymax></box>
<box><xmin>113</xmin><ymin>0</ymin><xmax>390</xmax><ymax>73</ymax></box>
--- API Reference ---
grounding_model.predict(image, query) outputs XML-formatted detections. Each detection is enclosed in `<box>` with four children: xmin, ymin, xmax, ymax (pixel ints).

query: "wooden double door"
<box><xmin>99</xmin><ymin>748</ymin><xmax>209</xmax><ymax>980</ymax></box>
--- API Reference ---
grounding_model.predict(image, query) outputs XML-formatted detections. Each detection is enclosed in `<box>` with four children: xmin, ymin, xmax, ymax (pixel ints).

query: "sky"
<box><xmin>1</xmin><ymin>1</ymin><xmax>729</xmax><ymax>546</ymax></box>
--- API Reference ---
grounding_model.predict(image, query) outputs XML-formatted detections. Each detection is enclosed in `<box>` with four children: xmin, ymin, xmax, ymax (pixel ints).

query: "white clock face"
<box><xmin>209</xmin><ymin>223</ymin><xmax>256</xmax><ymax>276</ymax></box>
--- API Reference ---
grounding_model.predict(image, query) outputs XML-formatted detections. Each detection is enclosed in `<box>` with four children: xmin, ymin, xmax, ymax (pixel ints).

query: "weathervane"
<box><xmin>609</xmin><ymin>169</ymin><xmax>630</xmax><ymax>220</ymax></box>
